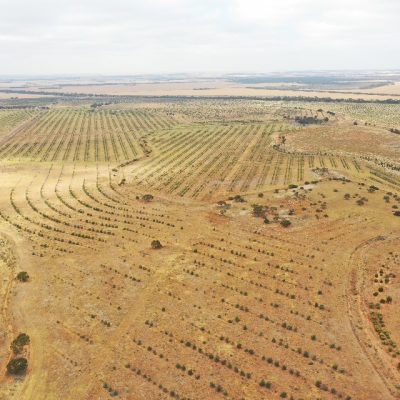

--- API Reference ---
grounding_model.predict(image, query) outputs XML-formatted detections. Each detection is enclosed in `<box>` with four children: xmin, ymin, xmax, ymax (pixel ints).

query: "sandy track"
<box><xmin>346</xmin><ymin>235</ymin><xmax>400</xmax><ymax>399</ymax></box>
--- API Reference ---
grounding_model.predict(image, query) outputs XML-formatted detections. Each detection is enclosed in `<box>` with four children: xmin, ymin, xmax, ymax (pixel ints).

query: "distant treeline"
<box><xmin>229</xmin><ymin>76</ymin><xmax>362</xmax><ymax>84</ymax></box>
<box><xmin>229</xmin><ymin>75</ymin><xmax>394</xmax><ymax>85</ymax></box>
<box><xmin>246</xmin><ymin>85</ymin><xmax>400</xmax><ymax>97</ymax></box>
<box><xmin>0</xmin><ymin>89</ymin><xmax>92</xmax><ymax>97</ymax></box>
<box><xmin>0</xmin><ymin>105</ymin><xmax>49</xmax><ymax>110</ymax></box>
<box><xmin>256</xmin><ymin>95</ymin><xmax>400</xmax><ymax>105</ymax></box>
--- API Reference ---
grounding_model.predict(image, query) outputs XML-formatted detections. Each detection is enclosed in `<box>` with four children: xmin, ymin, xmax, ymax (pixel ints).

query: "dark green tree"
<box><xmin>7</xmin><ymin>358</ymin><xmax>28</xmax><ymax>375</ymax></box>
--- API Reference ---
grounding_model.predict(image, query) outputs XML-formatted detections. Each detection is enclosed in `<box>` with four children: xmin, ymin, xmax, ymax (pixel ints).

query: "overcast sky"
<box><xmin>0</xmin><ymin>0</ymin><xmax>399</xmax><ymax>75</ymax></box>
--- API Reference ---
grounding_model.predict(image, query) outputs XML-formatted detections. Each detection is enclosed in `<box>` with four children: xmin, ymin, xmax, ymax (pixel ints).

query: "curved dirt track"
<box><xmin>346</xmin><ymin>235</ymin><xmax>400</xmax><ymax>399</ymax></box>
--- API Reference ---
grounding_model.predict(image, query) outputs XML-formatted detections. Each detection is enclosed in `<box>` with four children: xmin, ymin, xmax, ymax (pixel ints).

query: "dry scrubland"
<box><xmin>0</xmin><ymin>99</ymin><xmax>399</xmax><ymax>400</ymax></box>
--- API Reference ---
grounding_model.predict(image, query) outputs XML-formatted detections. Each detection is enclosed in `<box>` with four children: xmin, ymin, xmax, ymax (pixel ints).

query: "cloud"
<box><xmin>0</xmin><ymin>0</ymin><xmax>399</xmax><ymax>74</ymax></box>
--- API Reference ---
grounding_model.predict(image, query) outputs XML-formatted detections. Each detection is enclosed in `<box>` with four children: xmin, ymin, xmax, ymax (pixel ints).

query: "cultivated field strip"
<box><xmin>128</xmin><ymin>122</ymin><xmax>364</xmax><ymax>199</ymax></box>
<box><xmin>368</xmin><ymin>167</ymin><xmax>400</xmax><ymax>191</ymax></box>
<box><xmin>0</xmin><ymin>109</ymin><xmax>177</xmax><ymax>163</ymax></box>
<box><xmin>0</xmin><ymin>107</ymin><xmax>372</xmax><ymax>201</ymax></box>
<box><xmin>0</xmin><ymin>109</ymin><xmax>38</xmax><ymax>138</ymax></box>
<box><xmin>0</xmin><ymin>165</ymin><xmax>182</xmax><ymax>255</ymax></box>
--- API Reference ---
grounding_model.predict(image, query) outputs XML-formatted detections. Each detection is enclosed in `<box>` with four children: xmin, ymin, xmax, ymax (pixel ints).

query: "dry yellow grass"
<box><xmin>36</xmin><ymin>83</ymin><xmax>400</xmax><ymax>100</ymax></box>
<box><xmin>2</xmin><ymin>79</ymin><xmax>400</xmax><ymax>100</ymax></box>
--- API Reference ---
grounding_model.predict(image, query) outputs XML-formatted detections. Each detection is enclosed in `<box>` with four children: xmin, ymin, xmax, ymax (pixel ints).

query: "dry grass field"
<box><xmin>3</xmin><ymin>82</ymin><xmax>400</xmax><ymax>101</ymax></box>
<box><xmin>0</xmin><ymin>97</ymin><xmax>399</xmax><ymax>400</ymax></box>
<box><xmin>2</xmin><ymin>73</ymin><xmax>400</xmax><ymax>101</ymax></box>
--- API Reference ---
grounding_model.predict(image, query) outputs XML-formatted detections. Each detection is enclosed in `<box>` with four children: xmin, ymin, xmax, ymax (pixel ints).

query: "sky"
<box><xmin>0</xmin><ymin>0</ymin><xmax>399</xmax><ymax>75</ymax></box>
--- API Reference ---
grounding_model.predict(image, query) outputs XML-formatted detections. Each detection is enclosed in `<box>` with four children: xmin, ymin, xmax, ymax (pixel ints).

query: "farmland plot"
<box><xmin>0</xmin><ymin>99</ymin><xmax>399</xmax><ymax>400</ymax></box>
<box><xmin>0</xmin><ymin>109</ymin><xmax>177</xmax><ymax>163</ymax></box>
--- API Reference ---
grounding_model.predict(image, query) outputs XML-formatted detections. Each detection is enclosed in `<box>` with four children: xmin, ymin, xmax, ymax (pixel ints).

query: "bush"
<box><xmin>7</xmin><ymin>358</ymin><xmax>28</xmax><ymax>375</ymax></box>
<box><xmin>142</xmin><ymin>194</ymin><xmax>154</xmax><ymax>202</ymax></box>
<box><xmin>151</xmin><ymin>240</ymin><xmax>162</xmax><ymax>249</ymax></box>
<box><xmin>280</xmin><ymin>220</ymin><xmax>291</xmax><ymax>228</ymax></box>
<box><xmin>16</xmin><ymin>271</ymin><xmax>29</xmax><ymax>282</ymax></box>
<box><xmin>252</xmin><ymin>204</ymin><xmax>264</xmax><ymax>218</ymax></box>
<box><xmin>259</xmin><ymin>379</ymin><xmax>271</xmax><ymax>389</ymax></box>
<box><xmin>11</xmin><ymin>333</ymin><xmax>30</xmax><ymax>354</ymax></box>
<box><xmin>233</xmin><ymin>195</ymin><xmax>245</xmax><ymax>203</ymax></box>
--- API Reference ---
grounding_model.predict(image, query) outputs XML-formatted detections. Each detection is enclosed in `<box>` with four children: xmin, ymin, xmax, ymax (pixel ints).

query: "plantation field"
<box><xmin>0</xmin><ymin>109</ymin><xmax>38</xmax><ymax>138</ymax></box>
<box><xmin>0</xmin><ymin>98</ymin><xmax>399</xmax><ymax>400</ymax></box>
<box><xmin>0</xmin><ymin>109</ymin><xmax>176</xmax><ymax>163</ymax></box>
<box><xmin>127</xmin><ymin>122</ymin><xmax>370</xmax><ymax>200</ymax></box>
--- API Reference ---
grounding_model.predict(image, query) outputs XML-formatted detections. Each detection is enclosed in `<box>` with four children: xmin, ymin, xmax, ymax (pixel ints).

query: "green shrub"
<box><xmin>252</xmin><ymin>204</ymin><xmax>264</xmax><ymax>217</ymax></box>
<box><xmin>233</xmin><ymin>195</ymin><xmax>245</xmax><ymax>203</ymax></box>
<box><xmin>11</xmin><ymin>333</ymin><xmax>30</xmax><ymax>354</ymax></box>
<box><xmin>7</xmin><ymin>358</ymin><xmax>28</xmax><ymax>375</ymax></box>
<box><xmin>259</xmin><ymin>379</ymin><xmax>271</xmax><ymax>389</ymax></box>
<box><xmin>16</xmin><ymin>272</ymin><xmax>29</xmax><ymax>282</ymax></box>
<box><xmin>142</xmin><ymin>194</ymin><xmax>154</xmax><ymax>202</ymax></box>
<box><xmin>280</xmin><ymin>219</ymin><xmax>291</xmax><ymax>228</ymax></box>
<box><xmin>151</xmin><ymin>240</ymin><xmax>162</xmax><ymax>249</ymax></box>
